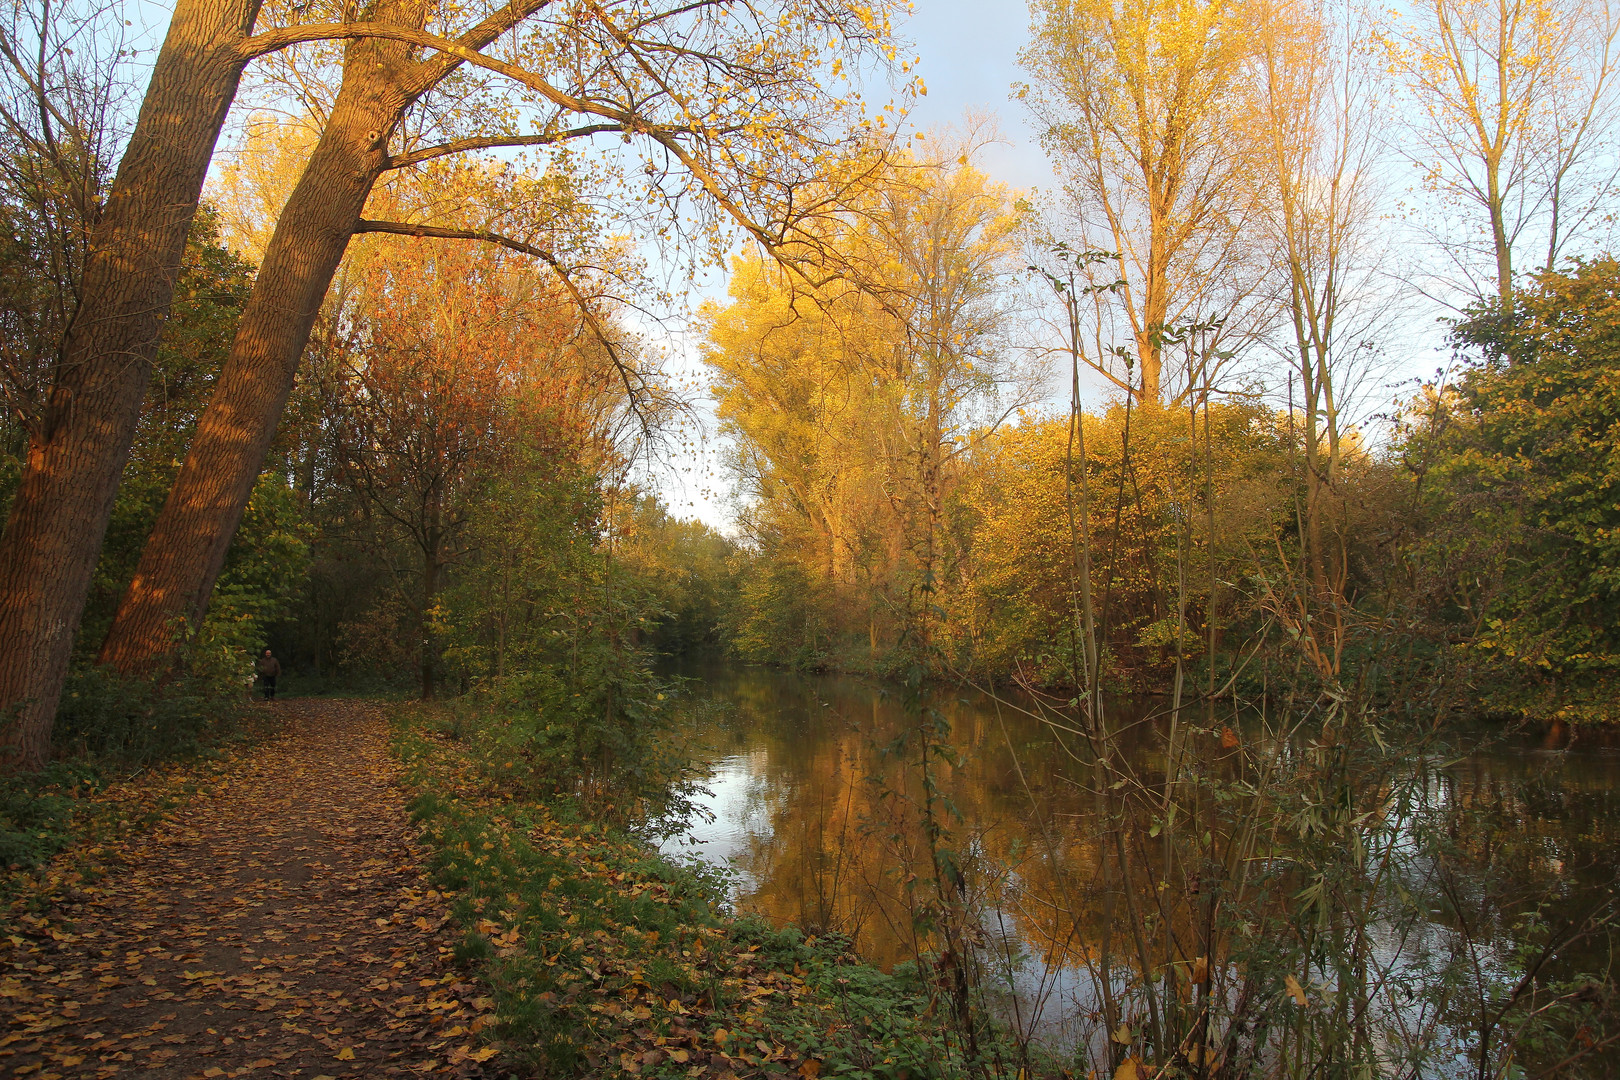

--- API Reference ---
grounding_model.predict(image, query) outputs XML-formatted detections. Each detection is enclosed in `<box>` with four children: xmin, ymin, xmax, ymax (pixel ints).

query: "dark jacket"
<box><xmin>255</xmin><ymin>655</ymin><xmax>281</xmax><ymax>678</ymax></box>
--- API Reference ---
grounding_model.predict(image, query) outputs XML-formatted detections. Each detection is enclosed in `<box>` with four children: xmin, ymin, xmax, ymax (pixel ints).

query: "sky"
<box><xmin>900</xmin><ymin>0</ymin><xmax>1053</xmax><ymax>190</ymax></box>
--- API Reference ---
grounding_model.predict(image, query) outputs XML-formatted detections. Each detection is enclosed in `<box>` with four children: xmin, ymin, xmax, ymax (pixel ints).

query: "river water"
<box><xmin>659</xmin><ymin>661</ymin><xmax>1620</xmax><ymax>1056</ymax></box>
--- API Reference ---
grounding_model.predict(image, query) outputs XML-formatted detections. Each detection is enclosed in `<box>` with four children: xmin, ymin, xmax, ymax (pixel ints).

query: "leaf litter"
<box><xmin>1</xmin><ymin>699</ymin><xmax>505</xmax><ymax>1079</ymax></box>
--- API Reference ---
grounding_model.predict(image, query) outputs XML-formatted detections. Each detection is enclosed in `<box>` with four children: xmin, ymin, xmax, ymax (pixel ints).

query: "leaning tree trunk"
<box><xmin>0</xmin><ymin>0</ymin><xmax>262</xmax><ymax>771</ymax></box>
<box><xmin>99</xmin><ymin>0</ymin><xmax>428</xmax><ymax>674</ymax></box>
<box><xmin>419</xmin><ymin>510</ymin><xmax>441</xmax><ymax>701</ymax></box>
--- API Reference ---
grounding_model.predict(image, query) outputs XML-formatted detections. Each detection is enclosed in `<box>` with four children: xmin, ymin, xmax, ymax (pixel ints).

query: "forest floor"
<box><xmin>0</xmin><ymin>698</ymin><xmax>507</xmax><ymax>1080</ymax></box>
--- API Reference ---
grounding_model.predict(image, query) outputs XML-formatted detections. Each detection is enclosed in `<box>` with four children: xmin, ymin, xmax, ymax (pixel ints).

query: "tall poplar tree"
<box><xmin>1019</xmin><ymin>0</ymin><xmax>1267</xmax><ymax>403</ymax></box>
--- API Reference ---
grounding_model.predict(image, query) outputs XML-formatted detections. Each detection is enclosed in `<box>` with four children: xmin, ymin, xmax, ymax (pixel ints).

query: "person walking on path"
<box><xmin>256</xmin><ymin>647</ymin><xmax>281</xmax><ymax>700</ymax></box>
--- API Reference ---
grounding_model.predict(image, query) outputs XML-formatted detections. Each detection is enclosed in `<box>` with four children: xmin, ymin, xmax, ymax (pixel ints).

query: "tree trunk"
<box><xmin>99</xmin><ymin>0</ymin><xmax>428</xmax><ymax>673</ymax></box>
<box><xmin>0</xmin><ymin>0</ymin><xmax>261</xmax><ymax>771</ymax></box>
<box><xmin>420</xmin><ymin>519</ymin><xmax>439</xmax><ymax>700</ymax></box>
<box><xmin>1485</xmin><ymin>147</ymin><xmax>1513</xmax><ymax>309</ymax></box>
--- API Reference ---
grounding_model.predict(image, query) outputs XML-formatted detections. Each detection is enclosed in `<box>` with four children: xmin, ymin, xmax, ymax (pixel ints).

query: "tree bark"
<box><xmin>0</xmin><ymin>0</ymin><xmax>262</xmax><ymax>771</ymax></box>
<box><xmin>99</xmin><ymin>0</ymin><xmax>429</xmax><ymax>673</ymax></box>
<box><xmin>420</xmin><ymin>488</ymin><xmax>441</xmax><ymax>700</ymax></box>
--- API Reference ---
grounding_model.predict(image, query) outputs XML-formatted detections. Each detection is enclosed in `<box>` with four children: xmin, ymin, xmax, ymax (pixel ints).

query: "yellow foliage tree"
<box><xmin>1020</xmin><ymin>0</ymin><xmax>1269</xmax><ymax>403</ymax></box>
<box><xmin>703</xmin><ymin>142</ymin><xmax>1036</xmax><ymax>664</ymax></box>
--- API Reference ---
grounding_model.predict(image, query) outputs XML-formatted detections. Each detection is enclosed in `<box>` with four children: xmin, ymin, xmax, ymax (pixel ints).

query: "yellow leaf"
<box><xmin>1113</xmin><ymin>1058</ymin><xmax>1140</xmax><ymax>1080</ymax></box>
<box><xmin>1285</xmin><ymin>973</ymin><xmax>1308</xmax><ymax>1006</ymax></box>
<box><xmin>336</xmin><ymin>1047</ymin><xmax>355</xmax><ymax>1061</ymax></box>
<box><xmin>1111</xmin><ymin>1023</ymin><xmax>1132</xmax><ymax>1044</ymax></box>
<box><xmin>468</xmin><ymin>1047</ymin><xmax>498</xmax><ymax>1062</ymax></box>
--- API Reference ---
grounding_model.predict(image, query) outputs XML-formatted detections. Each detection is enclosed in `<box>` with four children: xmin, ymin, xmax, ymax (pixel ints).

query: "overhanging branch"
<box><xmin>352</xmin><ymin>219</ymin><xmax>653</xmax><ymax>432</ymax></box>
<box><xmin>386</xmin><ymin>126</ymin><xmax>629</xmax><ymax>170</ymax></box>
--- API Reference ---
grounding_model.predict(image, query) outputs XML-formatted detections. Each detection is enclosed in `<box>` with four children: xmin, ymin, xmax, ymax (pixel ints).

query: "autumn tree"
<box><xmin>842</xmin><ymin>140</ymin><xmax>1034</xmax><ymax>648</ymax></box>
<box><xmin>1381</xmin><ymin>0</ymin><xmax>1620</xmax><ymax>308</ymax></box>
<box><xmin>705</xmin><ymin>142</ymin><xmax>1035</xmax><ymax>663</ymax></box>
<box><xmin>304</xmin><ymin>160</ymin><xmax>644</xmax><ymax>698</ymax></box>
<box><xmin>1246</xmin><ymin>0</ymin><xmax>1391</xmax><ymax>624</ymax></box>
<box><xmin>1019</xmin><ymin>0</ymin><xmax>1269</xmax><ymax>402</ymax></box>
<box><xmin>96</xmin><ymin>0</ymin><xmax>908</xmax><ymax>687</ymax></box>
<box><xmin>322</xmin><ymin>246</ymin><xmax>542</xmax><ymax>697</ymax></box>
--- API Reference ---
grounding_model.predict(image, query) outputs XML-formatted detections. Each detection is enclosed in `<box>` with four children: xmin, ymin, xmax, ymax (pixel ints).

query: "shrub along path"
<box><xmin>0</xmin><ymin>698</ymin><xmax>504</xmax><ymax>1080</ymax></box>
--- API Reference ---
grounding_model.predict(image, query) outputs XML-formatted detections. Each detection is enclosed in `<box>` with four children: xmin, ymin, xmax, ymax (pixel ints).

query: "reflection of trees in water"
<box><xmin>688</xmin><ymin>667</ymin><xmax>1127</xmax><ymax>968</ymax></box>
<box><xmin>677</xmin><ymin>664</ymin><xmax>1620</xmax><ymax>1068</ymax></box>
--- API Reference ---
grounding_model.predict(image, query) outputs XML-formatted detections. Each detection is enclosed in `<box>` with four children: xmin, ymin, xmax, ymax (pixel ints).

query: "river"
<box><xmin>659</xmin><ymin>661</ymin><xmax>1620</xmax><ymax>1057</ymax></box>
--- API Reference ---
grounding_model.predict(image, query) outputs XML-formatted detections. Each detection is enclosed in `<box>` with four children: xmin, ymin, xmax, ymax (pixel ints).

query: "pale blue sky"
<box><xmin>899</xmin><ymin>0</ymin><xmax>1053</xmax><ymax>193</ymax></box>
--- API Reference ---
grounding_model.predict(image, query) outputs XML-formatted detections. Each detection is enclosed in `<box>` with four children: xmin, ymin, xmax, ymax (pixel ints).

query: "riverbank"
<box><xmin>394</xmin><ymin>700</ymin><xmax>1009</xmax><ymax>1079</ymax></box>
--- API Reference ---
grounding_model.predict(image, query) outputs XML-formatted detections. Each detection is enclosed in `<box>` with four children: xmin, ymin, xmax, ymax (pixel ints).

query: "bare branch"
<box><xmin>385</xmin><ymin>125</ymin><xmax>631</xmax><ymax>169</ymax></box>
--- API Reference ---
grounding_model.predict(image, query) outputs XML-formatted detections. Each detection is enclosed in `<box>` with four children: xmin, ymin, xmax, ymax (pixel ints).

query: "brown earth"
<box><xmin>0</xmin><ymin>698</ymin><xmax>508</xmax><ymax>1079</ymax></box>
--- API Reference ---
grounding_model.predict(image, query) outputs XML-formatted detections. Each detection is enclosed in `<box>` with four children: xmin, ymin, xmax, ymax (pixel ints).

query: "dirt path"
<box><xmin>1</xmin><ymin>699</ymin><xmax>504</xmax><ymax>1080</ymax></box>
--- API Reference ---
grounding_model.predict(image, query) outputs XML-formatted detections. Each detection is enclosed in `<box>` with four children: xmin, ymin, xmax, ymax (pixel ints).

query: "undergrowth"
<box><xmin>394</xmin><ymin>702</ymin><xmax>1016</xmax><ymax>1080</ymax></box>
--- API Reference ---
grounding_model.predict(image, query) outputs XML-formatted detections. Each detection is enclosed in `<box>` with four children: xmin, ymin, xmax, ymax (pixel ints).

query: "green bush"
<box><xmin>0</xmin><ymin>760</ymin><xmax>101</xmax><ymax>870</ymax></box>
<box><xmin>51</xmin><ymin>665</ymin><xmax>247</xmax><ymax>763</ymax></box>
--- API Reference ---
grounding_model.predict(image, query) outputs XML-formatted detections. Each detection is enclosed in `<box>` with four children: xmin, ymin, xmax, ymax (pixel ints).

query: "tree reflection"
<box><xmin>670</xmin><ymin>663</ymin><xmax>1620</xmax><ymax>1071</ymax></box>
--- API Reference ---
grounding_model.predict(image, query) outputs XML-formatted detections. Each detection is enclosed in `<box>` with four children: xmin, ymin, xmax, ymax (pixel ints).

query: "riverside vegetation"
<box><xmin>3</xmin><ymin>0</ymin><xmax>1620</xmax><ymax>1073</ymax></box>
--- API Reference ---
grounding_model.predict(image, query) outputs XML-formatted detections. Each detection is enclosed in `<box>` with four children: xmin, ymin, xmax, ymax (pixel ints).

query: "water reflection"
<box><xmin>660</xmin><ymin>661</ymin><xmax>1620</xmax><ymax>1056</ymax></box>
<box><xmin>663</xmin><ymin>663</ymin><xmax>1109</xmax><ymax>969</ymax></box>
